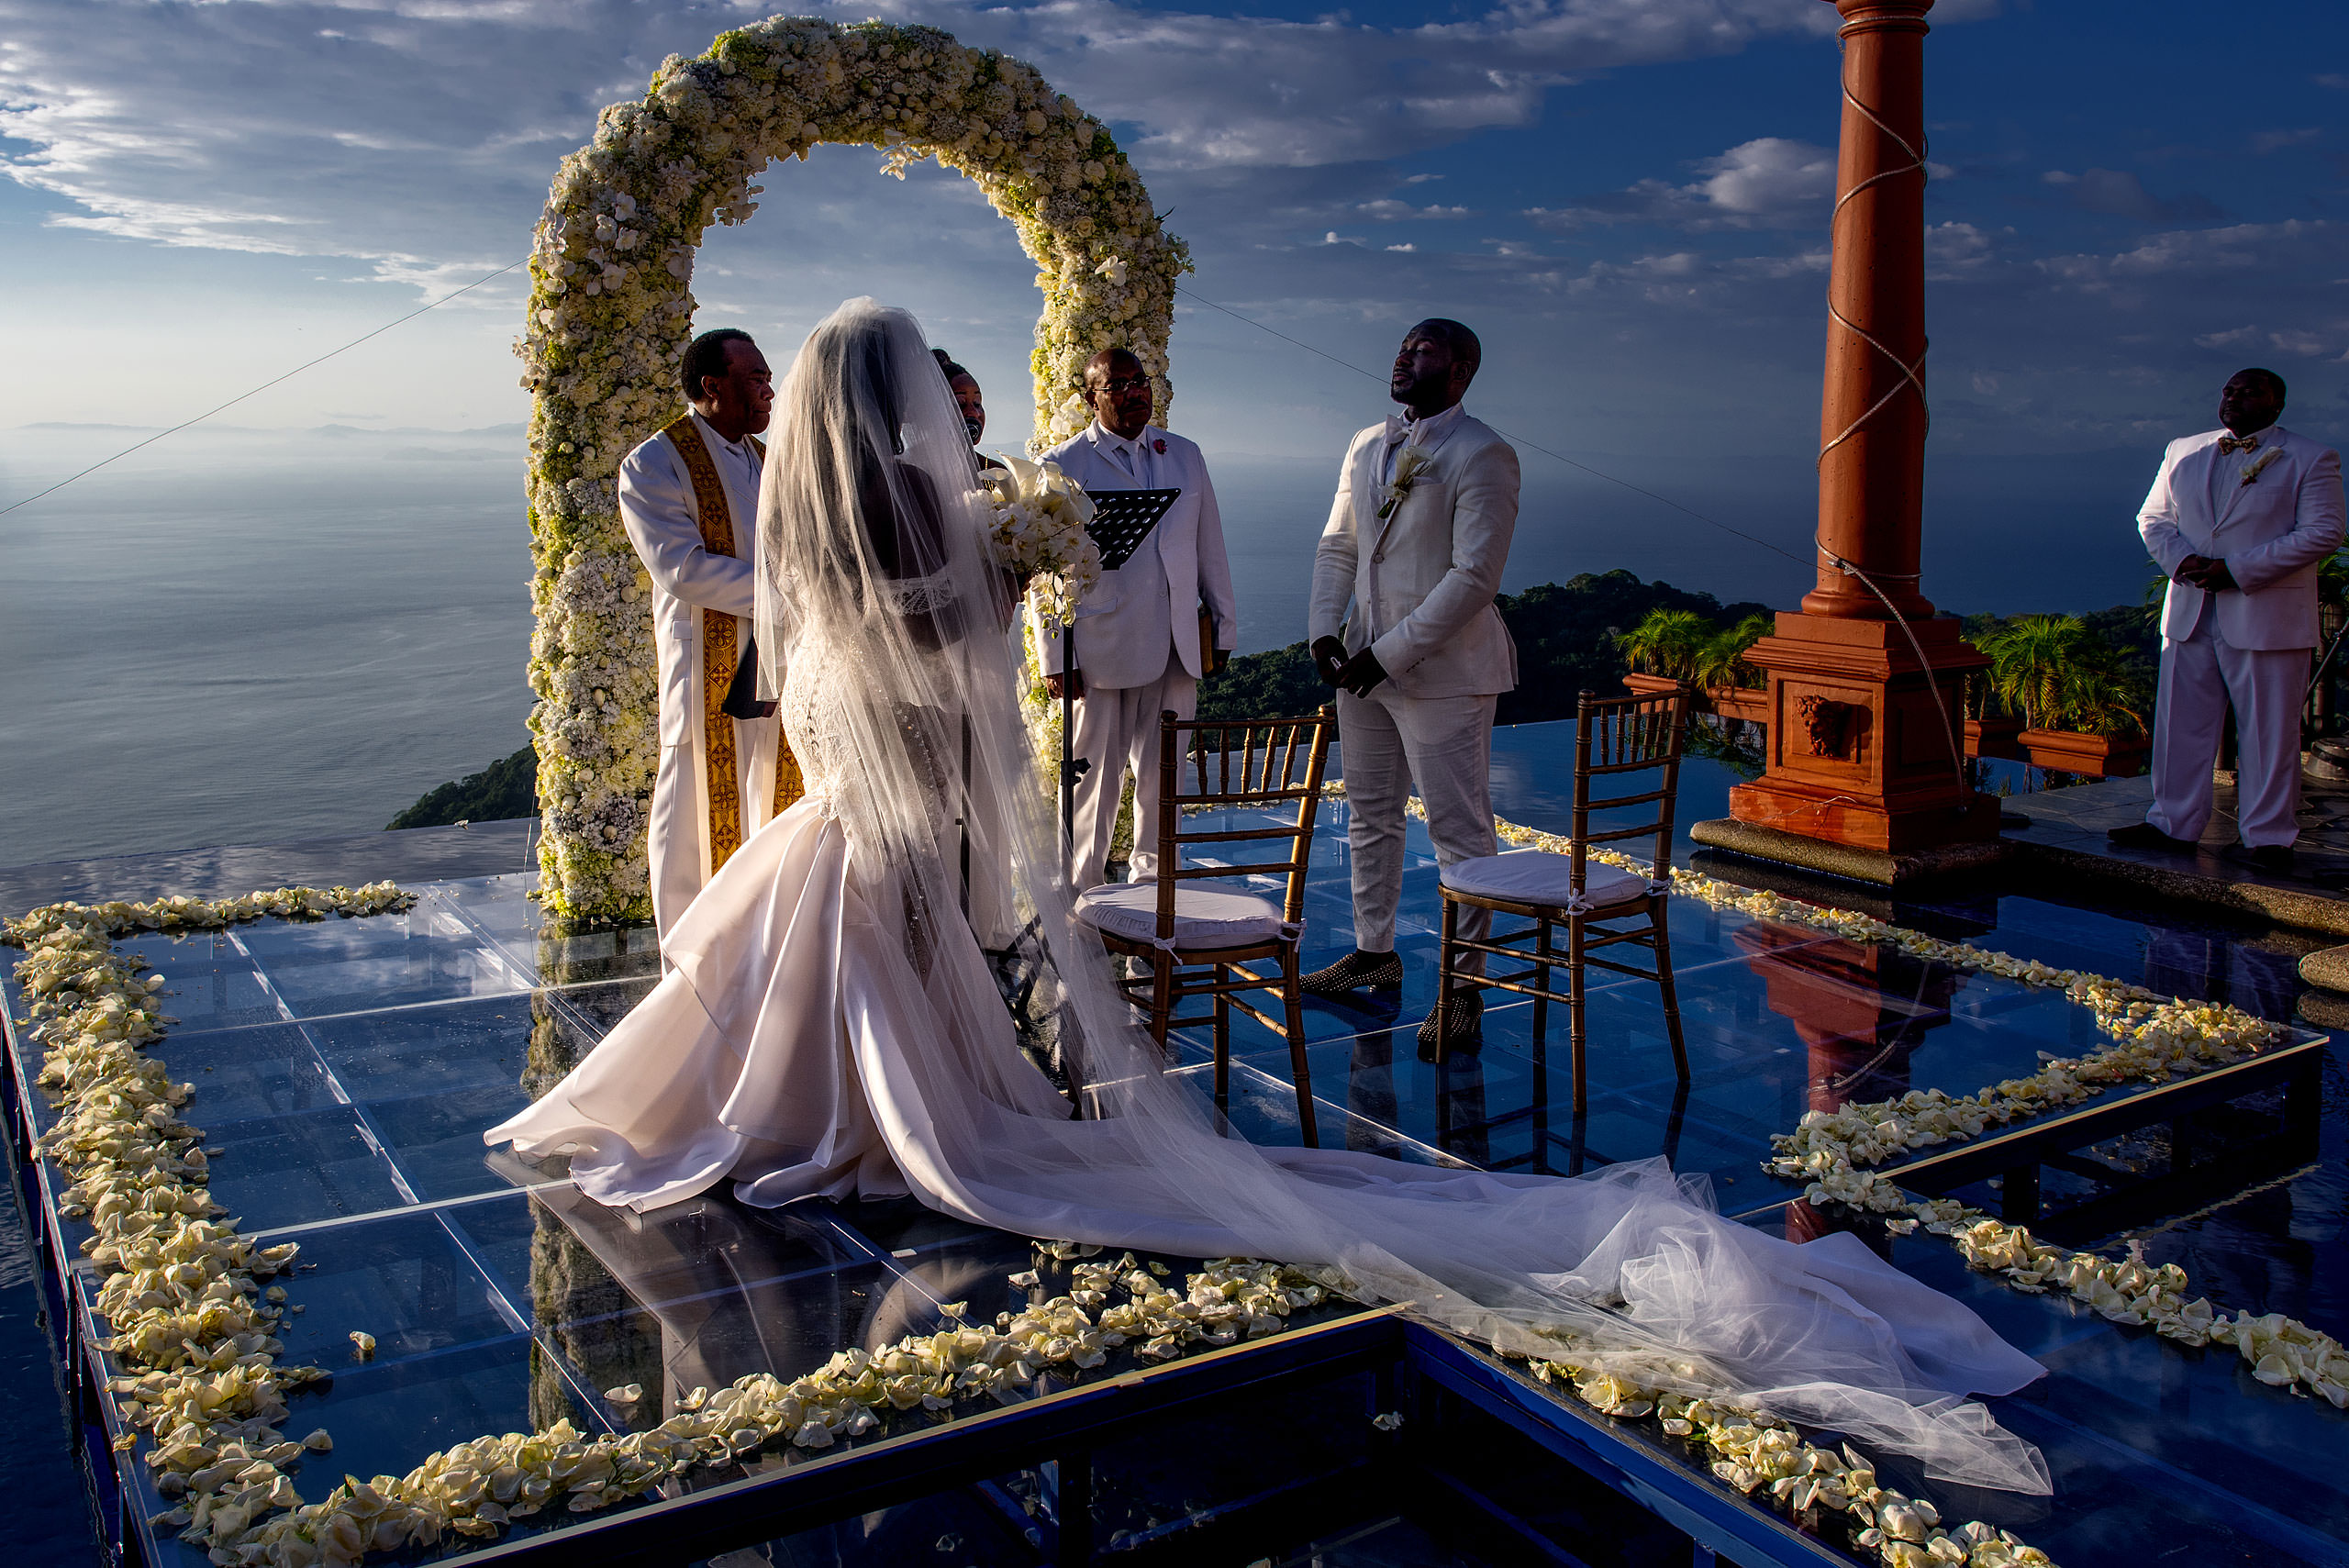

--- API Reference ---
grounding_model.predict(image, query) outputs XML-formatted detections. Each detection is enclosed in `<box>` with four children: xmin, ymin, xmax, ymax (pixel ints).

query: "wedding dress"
<box><xmin>490</xmin><ymin>300</ymin><xmax>2050</xmax><ymax>1495</ymax></box>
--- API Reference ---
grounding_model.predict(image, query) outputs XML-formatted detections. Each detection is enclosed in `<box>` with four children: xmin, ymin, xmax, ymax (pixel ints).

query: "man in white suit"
<box><xmin>1304</xmin><ymin>319</ymin><xmax>1520</xmax><ymax>1049</ymax></box>
<box><xmin>2112</xmin><ymin>368</ymin><xmax>2344</xmax><ymax>872</ymax></box>
<box><xmin>618</xmin><ymin>328</ymin><xmax>798</xmax><ymax>945</ymax></box>
<box><xmin>1034</xmin><ymin>348</ymin><xmax>1239</xmax><ymax>889</ymax></box>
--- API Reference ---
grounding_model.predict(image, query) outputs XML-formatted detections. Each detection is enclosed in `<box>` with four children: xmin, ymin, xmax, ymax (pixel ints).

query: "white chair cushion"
<box><xmin>1073</xmin><ymin>879</ymin><xmax>1290</xmax><ymax>949</ymax></box>
<box><xmin>1438</xmin><ymin>851</ymin><xmax>1653</xmax><ymax>911</ymax></box>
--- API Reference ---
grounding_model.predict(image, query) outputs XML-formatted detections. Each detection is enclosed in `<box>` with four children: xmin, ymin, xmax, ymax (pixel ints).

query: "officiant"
<box><xmin>1032</xmin><ymin>348</ymin><xmax>1238</xmax><ymax>889</ymax></box>
<box><xmin>619</xmin><ymin>327</ymin><xmax>802</xmax><ymax>946</ymax></box>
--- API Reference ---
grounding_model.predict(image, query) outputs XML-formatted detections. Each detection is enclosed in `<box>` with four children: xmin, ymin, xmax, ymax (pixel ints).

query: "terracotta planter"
<box><xmin>1621</xmin><ymin>672</ymin><xmax>1771</xmax><ymax>726</ymax></box>
<box><xmin>1708</xmin><ymin>684</ymin><xmax>1771</xmax><ymax>725</ymax></box>
<box><xmin>2019</xmin><ymin>728</ymin><xmax>2149</xmax><ymax>779</ymax></box>
<box><xmin>1965</xmin><ymin>716</ymin><xmax>2025</xmax><ymax>761</ymax></box>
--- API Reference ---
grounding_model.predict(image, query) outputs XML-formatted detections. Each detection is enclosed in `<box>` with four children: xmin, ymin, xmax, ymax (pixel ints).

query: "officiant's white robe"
<box><xmin>1311</xmin><ymin>405</ymin><xmax>1520</xmax><ymax>959</ymax></box>
<box><xmin>619</xmin><ymin>412</ymin><xmax>791</xmax><ymax>943</ymax></box>
<box><xmin>2138</xmin><ymin>424</ymin><xmax>2343</xmax><ymax>848</ymax></box>
<box><xmin>1031</xmin><ymin>421</ymin><xmax>1237</xmax><ymax>887</ymax></box>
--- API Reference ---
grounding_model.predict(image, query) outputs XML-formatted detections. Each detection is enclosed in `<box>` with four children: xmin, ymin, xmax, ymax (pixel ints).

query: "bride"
<box><xmin>490</xmin><ymin>298</ymin><xmax>2050</xmax><ymax>1495</ymax></box>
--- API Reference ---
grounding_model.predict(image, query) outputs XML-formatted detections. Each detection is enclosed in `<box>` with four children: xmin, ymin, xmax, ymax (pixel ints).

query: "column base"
<box><xmin>1726</xmin><ymin>774</ymin><xmax>2003</xmax><ymax>854</ymax></box>
<box><xmin>1729</xmin><ymin>611</ymin><xmax>2001</xmax><ymax>858</ymax></box>
<box><xmin>1691</xmin><ymin>814</ymin><xmax>2016</xmax><ymax>887</ymax></box>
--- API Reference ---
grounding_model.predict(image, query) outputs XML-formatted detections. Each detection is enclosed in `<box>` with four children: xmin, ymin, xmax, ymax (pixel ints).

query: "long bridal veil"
<box><xmin>575</xmin><ymin>298</ymin><xmax>2053</xmax><ymax>1496</ymax></box>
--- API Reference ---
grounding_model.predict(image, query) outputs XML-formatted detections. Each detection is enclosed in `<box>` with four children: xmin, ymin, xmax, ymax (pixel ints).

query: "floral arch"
<box><xmin>518</xmin><ymin>16</ymin><xmax>1186</xmax><ymax>920</ymax></box>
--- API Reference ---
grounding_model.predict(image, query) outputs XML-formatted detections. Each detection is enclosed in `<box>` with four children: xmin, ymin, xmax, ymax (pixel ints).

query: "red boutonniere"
<box><xmin>1152</xmin><ymin>438</ymin><xmax>1166</xmax><ymax>454</ymax></box>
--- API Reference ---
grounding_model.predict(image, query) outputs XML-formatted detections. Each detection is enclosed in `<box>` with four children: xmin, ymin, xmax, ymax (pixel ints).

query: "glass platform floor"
<box><xmin>4</xmin><ymin>769</ymin><xmax>2344</xmax><ymax>1568</ymax></box>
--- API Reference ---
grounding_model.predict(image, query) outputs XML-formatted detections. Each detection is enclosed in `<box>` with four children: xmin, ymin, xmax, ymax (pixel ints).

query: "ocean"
<box><xmin>0</xmin><ymin>422</ymin><xmax>2166</xmax><ymax>870</ymax></box>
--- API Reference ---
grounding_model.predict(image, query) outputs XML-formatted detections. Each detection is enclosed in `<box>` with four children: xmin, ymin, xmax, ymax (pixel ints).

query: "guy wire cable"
<box><xmin>0</xmin><ymin>259</ymin><xmax>528</xmax><ymax>517</ymax></box>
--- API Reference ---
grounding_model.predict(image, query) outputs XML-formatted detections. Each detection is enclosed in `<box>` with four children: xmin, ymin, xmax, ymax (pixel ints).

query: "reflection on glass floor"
<box><xmin>6</xmin><ymin>795</ymin><xmax>2344</xmax><ymax>1568</ymax></box>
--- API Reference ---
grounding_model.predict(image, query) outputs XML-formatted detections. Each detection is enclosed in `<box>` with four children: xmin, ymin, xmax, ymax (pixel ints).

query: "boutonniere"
<box><xmin>1377</xmin><ymin>446</ymin><xmax>1431</xmax><ymax>520</ymax></box>
<box><xmin>2241</xmin><ymin>449</ymin><xmax>2283</xmax><ymax>486</ymax></box>
<box><xmin>1152</xmin><ymin>438</ymin><xmax>1166</xmax><ymax>455</ymax></box>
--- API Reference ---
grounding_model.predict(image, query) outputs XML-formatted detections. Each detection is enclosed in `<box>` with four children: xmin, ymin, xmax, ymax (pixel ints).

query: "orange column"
<box><xmin>1714</xmin><ymin>0</ymin><xmax>1998</xmax><ymax>865</ymax></box>
<box><xmin>1807</xmin><ymin>0</ymin><xmax>1933</xmax><ymax>621</ymax></box>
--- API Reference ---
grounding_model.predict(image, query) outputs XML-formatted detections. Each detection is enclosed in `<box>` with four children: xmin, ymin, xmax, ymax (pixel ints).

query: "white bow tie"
<box><xmin>1383</xmin><ymin>417</ymin><xmax>1413</xmax><ymax>447</ymax></box>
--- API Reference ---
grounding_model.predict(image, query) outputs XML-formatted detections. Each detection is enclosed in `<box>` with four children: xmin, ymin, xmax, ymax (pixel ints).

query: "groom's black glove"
<box><xmin>1312</xmin><ymin>636</ymin><xmax>1351</xmax><ymax>687</ymax></box>
<box><xmin>1335</xmin><ymin>647</ymin><xmax>1388</xmax><ymax>697</ymax></box>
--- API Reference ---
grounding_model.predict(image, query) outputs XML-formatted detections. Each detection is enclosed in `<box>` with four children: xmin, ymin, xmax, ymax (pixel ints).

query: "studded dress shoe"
<box><xmin>1299</xmin><ymin>949</ymin><xmax>1404</xmax><ymax>995</ymax></box>
<box><xmin>1417</xmin><ymin>986</ymin><xmax>1484</xmax><ymax>1053</ymax></box>
<box><xmin>2107</xmin><ymin>821</ymin><xmax>2199</xmax><ymax>854</ymax></box>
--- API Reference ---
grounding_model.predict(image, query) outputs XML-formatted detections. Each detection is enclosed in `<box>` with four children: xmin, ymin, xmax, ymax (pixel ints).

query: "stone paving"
<box><xmin>2001</xmin><ymin>763</ymin><xmax>2349</xmax><ymax>961</ymax></box>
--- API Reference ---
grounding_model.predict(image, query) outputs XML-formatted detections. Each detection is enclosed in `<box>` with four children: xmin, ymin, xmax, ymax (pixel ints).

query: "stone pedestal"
<box><xmin>1729</xmin><ymin>613</ymin><xmax>1996</xmax><ymax>853</ymax></box>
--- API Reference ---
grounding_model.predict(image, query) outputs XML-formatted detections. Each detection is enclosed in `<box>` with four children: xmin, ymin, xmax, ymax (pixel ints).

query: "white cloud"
<box><xmin>2040</xmin><ymin>168</ymin><xmax>2221</xmax><ymax>223</ymax></box>
<box><xmin>1526</xmin><ymin>138</ymin><xmax>1836</xmax><ymax>232</ymax></box>
<box><xmin>2193</xmin><ymin>325</ymin><xmax>2261</xmax><ymax>349</ymax></box>
<box><xmin>2038</xmin><ymin>220</ymin><xmax>2334</xmax><ymax>286</ymax></box>
<box><xmin>2251</xmin><ymin>128</ymin><xmax>2322</xmax><ymax>154</ymax></box>
<box><xmin>1356</xmin><ymin>200</ymin><xmax>1472</xmax><ymax>220</ymax></box>
<box><xmin>2269</xmin><ymin>329</ymin><xmax>2333</xmax><ymax>357</ymax></box>
<box><xmin>1924</xmin><ymin>220</ymin><xmax>1995</xmax><ymax>276</ymax></box>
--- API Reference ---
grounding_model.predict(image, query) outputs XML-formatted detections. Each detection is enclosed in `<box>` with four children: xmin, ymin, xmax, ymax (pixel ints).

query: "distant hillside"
<box><xmin>388</xmin><ymin>746</ymin><xmax>537</xmax><ymax>829</ymax></box>
<box><xmin>1198</xmin><ymin>569</ymin><xmax>1772</xmax><ymax>725</ymax></box>
<box><xmin>391</xmin><ymin>573</ymin><xmax>2166</xmax><ymax>828</ymax></box>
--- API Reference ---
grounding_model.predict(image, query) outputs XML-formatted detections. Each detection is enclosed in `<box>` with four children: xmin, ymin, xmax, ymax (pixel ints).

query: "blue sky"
<box><xmin>3</xmin><ymin>0</ymin><xmax>2345</xmax><ymax>613</ymax></box>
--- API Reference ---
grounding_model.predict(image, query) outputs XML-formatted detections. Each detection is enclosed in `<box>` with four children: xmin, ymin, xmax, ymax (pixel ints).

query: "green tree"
<box><xmin>1693</xmin><ymin>614</ymin><xmax>1774</xmax><ymax>691</ymax></box>
<box><xmin>1975</xmin><ymin>615</ymin><xmax>2149</xmax><ymax>737</ymax></box>
<box><xmin>1615</xmin><ymin>608</ymin><xmax>1715</xmax><ymax>682</ymax></box>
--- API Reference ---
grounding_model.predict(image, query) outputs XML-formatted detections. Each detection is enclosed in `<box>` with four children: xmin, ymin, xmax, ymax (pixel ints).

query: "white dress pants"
<box><xmin>2147</xmin><ymin>611</ymin><xmax>2309</xmax><ymax>849</ymax></box>
<box><xmin>649</xmin><ymin>715</ymin><xmax>784</xmax><ymax>951</ymax></box>
<box><xmin>1069</xmin><ymin>649</ymin><xmax>1197</xmax><ymax>889</ymax></box>
<box><xmin>1337</xmin><ymin>687</ymin><xmax>1498</xmax><ymax>972</ymax></box>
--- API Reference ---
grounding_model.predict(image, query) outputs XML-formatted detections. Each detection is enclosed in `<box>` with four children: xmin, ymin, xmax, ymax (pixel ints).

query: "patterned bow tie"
<box><xmin>2217</xmin><ymin>433</ymin><xmax>2260</xmax><ymax>456</ymax></box>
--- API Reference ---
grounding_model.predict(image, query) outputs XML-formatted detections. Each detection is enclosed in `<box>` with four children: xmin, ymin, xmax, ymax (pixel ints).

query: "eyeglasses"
<box><xmin>1094</xmin><ymin>376</ymin><xmax>1151</xmax><ymax>395</ymax></box>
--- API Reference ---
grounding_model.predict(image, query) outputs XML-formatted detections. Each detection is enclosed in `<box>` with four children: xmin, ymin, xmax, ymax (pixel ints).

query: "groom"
<box><xmin>1034</xmin><ymin>348</ymin><xmax>1239</xmax><ymax>889</ymax></box>
<box><xmin>1304</xmin><ymin>319</ymin><xmax>1520</xmax><ymax>1050</ymax></box>
<box><xmin>618</xmin><ymin>328</ymin><xmax>802</xmax><ymax>945</ymax></box>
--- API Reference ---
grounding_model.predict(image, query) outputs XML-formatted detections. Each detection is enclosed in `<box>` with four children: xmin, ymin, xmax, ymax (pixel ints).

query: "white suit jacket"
<box><xmin>1309</xmin><ymin>411</ymin><xmax>1520</xmax><ymax>699</ymax></box>
<box><xmin>1030</xmin><ymin>422</ymin><xmax>1238</xmax><ymax>690</ymax></box>
<box><xmin>2140</xmin><ymin>425</ymin><xmax>2344</xmax><ymax>650</ymax></box>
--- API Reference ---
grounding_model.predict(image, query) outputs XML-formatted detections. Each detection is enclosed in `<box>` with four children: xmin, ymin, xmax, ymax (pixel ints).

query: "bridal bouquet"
<box><xmin>982</xmin><ymin>453</ymin><xmax>1101</xmax><ymax>627</ymax></box>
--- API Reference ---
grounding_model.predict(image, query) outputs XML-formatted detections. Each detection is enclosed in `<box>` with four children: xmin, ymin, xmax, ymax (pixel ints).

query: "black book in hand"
<box><xmin>720</xmin><ymin>639</ymin><xmax>776</xmax><ymax>719</ymax></box>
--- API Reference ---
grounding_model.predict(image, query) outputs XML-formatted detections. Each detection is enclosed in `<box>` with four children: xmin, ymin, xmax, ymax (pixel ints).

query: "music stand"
<box><xmin>1084</xmin><ymin>488</ymin><xmax>1182</xmax><ymax>571</ymax></box>
<box><xmin>1052</xmin><ymin>487</ymin><xmax>1184</xmax><ymax>875</ymax></box>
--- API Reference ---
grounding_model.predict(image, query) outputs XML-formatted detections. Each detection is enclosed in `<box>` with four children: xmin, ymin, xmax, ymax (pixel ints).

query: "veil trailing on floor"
<box><xmin>504</xmin><ymin>297</ymin><xmax>2051</xmax><ymax>1496</ymax></box>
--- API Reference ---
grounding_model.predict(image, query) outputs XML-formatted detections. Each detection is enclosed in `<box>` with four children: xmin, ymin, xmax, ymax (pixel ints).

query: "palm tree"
<box><xmin>1693</xmin><ymin>614</ymin><xmax>1774</xmax><ymax>690</ymax></box>
<box><xmin>1976</xmin><ymin>615</ymin><xmax>2149</xmax><ymax>737</ymax></box>
<box><xmin>1616</xmin><ymin>608</ymin><xmax>1714</xmax><ymax>682</ymax></box>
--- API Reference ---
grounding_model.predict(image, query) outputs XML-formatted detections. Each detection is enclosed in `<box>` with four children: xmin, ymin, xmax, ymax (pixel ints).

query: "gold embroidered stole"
<box><xmin>662</xmin><ymin>415</ymin><xmax>804</xmax><ymax>874</ymax></box>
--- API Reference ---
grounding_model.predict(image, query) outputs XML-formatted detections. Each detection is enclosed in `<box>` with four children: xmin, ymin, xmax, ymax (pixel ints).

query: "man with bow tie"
<box><xmin>2112</xmin><ymin>368</ymin><xmax>2344</xmax><ymax>872</ymax></box>
<box><xmin>1034</xmin><ymin>348</ymin><xmax>1238</xmax><ymax>889</ymax></box>
<box><xmin>1303</xmin><ymin>319</ymin><xmax>1520</xmax><ymax>1049</ymax></box>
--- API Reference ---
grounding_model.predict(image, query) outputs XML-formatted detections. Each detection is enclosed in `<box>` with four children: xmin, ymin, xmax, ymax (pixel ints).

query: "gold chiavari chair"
<box><xmin>1072</xmin><ymin>707</ymin><xmax>1336</xmax><ymax>1144</ymax></box>
<box><xmin>1431</xmin><ymin>688</ymin><xmax>1691</xmax><ymax>1113</ymax></box>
